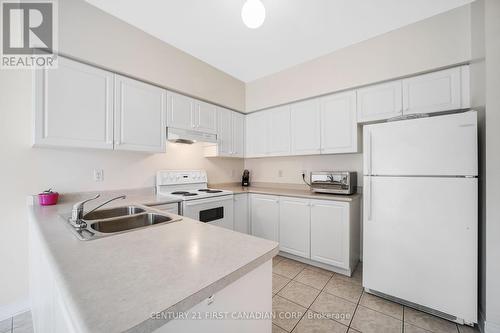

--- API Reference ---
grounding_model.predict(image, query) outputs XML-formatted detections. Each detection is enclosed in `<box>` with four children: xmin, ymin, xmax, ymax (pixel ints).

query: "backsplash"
<box><xmin>244</xmin><ymin>153</ymin><xmax>363</xmax><ymax>186</ymax></box>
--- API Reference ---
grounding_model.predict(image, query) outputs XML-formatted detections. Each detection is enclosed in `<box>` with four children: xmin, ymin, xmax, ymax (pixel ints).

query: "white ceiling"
<box><xmin>86</xmin><ymin>0</ymin><xmax>473</xmax><ymax>82</ymax></box>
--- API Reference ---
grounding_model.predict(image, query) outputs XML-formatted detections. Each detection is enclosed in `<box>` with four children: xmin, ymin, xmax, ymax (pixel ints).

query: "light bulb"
<box><xmin>241</xmin><ymin>0</ymin><xmax>266</xmax><ymax>29</ymax></box>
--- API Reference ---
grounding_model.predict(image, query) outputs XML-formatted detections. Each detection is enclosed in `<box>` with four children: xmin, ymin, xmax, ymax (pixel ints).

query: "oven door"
<box><xmin>182</xmin><ymin>195</ymin><xmax>234</xmax><ymax>230</ymax></box>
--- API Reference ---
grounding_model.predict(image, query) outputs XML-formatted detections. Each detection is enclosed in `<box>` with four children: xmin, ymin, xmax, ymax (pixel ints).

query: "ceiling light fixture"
<box><xmin>241</xmin><ymin>0</ymin><xmax>266</xmax><ymax>29</ymax></box>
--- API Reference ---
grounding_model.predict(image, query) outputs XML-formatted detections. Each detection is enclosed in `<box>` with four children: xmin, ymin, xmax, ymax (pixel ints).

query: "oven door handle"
<box><xmin>183</xmin><ymin>195</ymin><xmax>233</xmax><ymax>206</ymax></box>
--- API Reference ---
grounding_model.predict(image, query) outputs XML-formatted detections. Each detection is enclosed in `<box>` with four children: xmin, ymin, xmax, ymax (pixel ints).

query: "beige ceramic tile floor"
<box><xmin>271</xmin><ymin>255</ymin><xmax>479</xmax><ymax>333</ymax></box>
<box><xmin>0</xmin><ymin>260</ymin><xmax>480</xmax><ymax>333</ymax></box>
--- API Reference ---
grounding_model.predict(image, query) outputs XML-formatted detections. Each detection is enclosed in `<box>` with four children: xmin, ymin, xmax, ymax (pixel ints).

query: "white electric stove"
<box><xmin>156</xmin><ymin>170</ymin><xmax>234</xmax><ymax>230</ymax></box>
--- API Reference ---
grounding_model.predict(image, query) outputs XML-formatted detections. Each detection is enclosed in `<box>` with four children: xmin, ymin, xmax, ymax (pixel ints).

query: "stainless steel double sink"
<box><xmin>64</xmin><ymin>205</ymin><xmax>182</xmax><ymax>241</ymax></box>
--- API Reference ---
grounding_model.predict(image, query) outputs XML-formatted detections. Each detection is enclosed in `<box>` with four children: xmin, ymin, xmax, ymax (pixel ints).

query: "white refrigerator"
<box><xmin>362</xmin><ymin>111</ymin><xmax>478</xmax><ymax>325</ymax></box>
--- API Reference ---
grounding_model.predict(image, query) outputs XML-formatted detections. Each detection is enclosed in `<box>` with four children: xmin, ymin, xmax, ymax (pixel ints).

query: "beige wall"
<box><xmin>245</xmin><ymin>5</ymin><xmax>472</xmax><ymax>112</ymax></box>
<box><xmin>59</xmin><ymin>0</ymin><xmax>245</xmax><ymax>112</ymax></box>
<box><xmin>244</xmin><ymin>154</ymin><xmax>363</xmax><ymax>186</ymax></box>
<box><xmin>484</xmin><ymin>0</ymin><xmax>500</xmax><ymax>330</ymax></box>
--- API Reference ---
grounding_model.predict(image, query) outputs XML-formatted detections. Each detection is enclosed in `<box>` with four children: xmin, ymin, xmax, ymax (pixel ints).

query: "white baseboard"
<box><xmin>0</xmin><ymin>298</ymin><xmax>30</xmax><ymax>321</ymax></box>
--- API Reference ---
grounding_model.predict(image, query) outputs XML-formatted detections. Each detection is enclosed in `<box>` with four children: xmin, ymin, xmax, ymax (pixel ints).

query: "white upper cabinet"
<box><xmin>320</xmin><ymin>91</ymin><xmax>359</xmax><ymax>154</ymax></box>
<box><xmin>216</xmin><ymin>107</ymin><xmax>233</xmax><ymax>156</ymax></box>
<box><xmin>166</xmin><ymin>93</ymin><xmax>217</xmax><ymax>133</ymax></box>
<box><xmin>268</xmin><ymin>105</ymin><xmax>291</xmax><ymax>156</ymax></box>
<box><xmin>114</xmin><ymin>75</ymin><xmax>167</xmax><ymax>153</ymax></box>
<box><xmin>279</xmin><ymin>197</ymin><xmax>311</xmax><ymax>258</ymax></box>
<box><xmin>166</xmin><ymin>91</ymin><xmax>194</xmax><ymax>130</ymax></box>
<box><xmin>205</xmin><ymin>107</ymin><xmax>244</xmax><ymax>158</ymax></box>
<box><xmin>291</xmin><ymin>99</ymin><xmax>321</xmax><ymax>155</ymax></box>
<box><xmin>34</xmin><ymin>57</ymin><xmax>114</xmax><ymax>149</ymax></box>
<box><xmin>194</xmin><ymin>100</ymin><xmax>217</xmax><ymax>133</ymax></box>
<box><xmin>402</xmin><ymin>66</ymin><xmax>465</xmax><ymax>115</ymax></box>
<box><xmin>357</xmin><ymin>80</ymin><xmax>403</xmax><ymax>123</ymax></box>
<box><xmin>310</xmin><ymin>200</ymin><xmax>350</xmax><ymax>269</ymax></box>
<box><xmin>246</xmin><ymin>111</ymin><xmax>269</xmax><ymax>157</ymax></box>
<box><xmin>232</xmin><ymin>112</ymin><xmax>245</xmax><ymax>157</ymax></box>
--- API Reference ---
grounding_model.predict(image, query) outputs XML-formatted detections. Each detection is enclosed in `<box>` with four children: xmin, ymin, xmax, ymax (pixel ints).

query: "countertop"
<box><xmin>211</xmin><ymin>183</ymin><xmax>361</xmax><ymax>202</ymax></box>
<box><xmin>28</xmin><ymin>188</ymin><xmax>279</xmax><ymax>333</ymax></box>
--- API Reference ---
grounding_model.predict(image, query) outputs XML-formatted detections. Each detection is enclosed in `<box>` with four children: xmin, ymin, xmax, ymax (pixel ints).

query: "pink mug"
<box><xmin>38</xmin><ymin>190</ymin><xmax>59</xmax><ymax>206</ymax></box>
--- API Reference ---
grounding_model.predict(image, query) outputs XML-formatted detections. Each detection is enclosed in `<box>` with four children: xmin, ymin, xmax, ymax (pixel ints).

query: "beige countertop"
<box><xmin>211</xmin><ymin>183</ymin><xmax>361</xmax><ymax>202</ymax></box>
<box><xmin>28</xmin><ymin>188</ymin><xmax>278</xmax><ymax>333</ymax></box>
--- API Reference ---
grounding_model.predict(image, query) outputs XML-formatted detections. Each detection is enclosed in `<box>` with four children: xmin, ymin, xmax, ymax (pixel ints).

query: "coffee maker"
<box><xmin>242</xmin><ymin>169</ymin><xmax>250</xmax><ymax>187</ymax></box>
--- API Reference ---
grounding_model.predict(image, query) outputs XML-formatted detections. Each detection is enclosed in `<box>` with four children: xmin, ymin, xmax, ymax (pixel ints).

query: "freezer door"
<box><xmin>363</xmin><ymin>176</ymin><xmax>477</xmax><ymax>323</ymax></box>
<box><xmin>363</xmin><ymin>111</ymin><xmax>477</xmax><ymax>176</ymax></box>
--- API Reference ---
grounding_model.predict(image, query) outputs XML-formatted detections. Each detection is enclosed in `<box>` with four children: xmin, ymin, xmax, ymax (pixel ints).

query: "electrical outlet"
<box><xmin>301</xmin><ymin>170</ymin><xmax>307</xmax><ymax>176</ymax></box>
<box><xmin>93</xmin><ymin>169</ymin><xmax>104</xmax><ymax>182</ymax></box>
<box><xmin>278</xmin><ymin>170</ymin><xmax>283</xmax><ymax>177</ymax></box>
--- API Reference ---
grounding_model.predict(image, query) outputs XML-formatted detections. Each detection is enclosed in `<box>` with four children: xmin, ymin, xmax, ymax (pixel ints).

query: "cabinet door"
<box><xmin>232</xmin><ymin>112</ymin><xmax>245</xmax><ymax>157</ymax></box>
<box><xmin>268</xmin><ymin>105</ymin><xmax>291</xmax><ymax>156</ymax></box>
<box><xmin>320</xmin><ymin>91</ymin><xmax>359</xmax><ymax>154</ymax></box>
<box><xmin>310</xmin><ymin>200</ymin><xmax>349</xmax><ymax>268</ymax></box>
<box><xmin>34</xmin><ymin>57</ymin><xmax>114</xmax><ymax>149</ymax></box>
<box><xmin>279</xmin><ymin>197</ymin><xmax>310</xmax><ymax>258</ymax></box>
<box><xmin>250</xmin><ymin>194</ymin><xmax>279</xmax><ymax>241</ymax></box>
<box><xmin>246</xmin><ymin>112</ymin><xmax>269</xmax><ymax>157</ymax></box>
<box><xmin>217</xmin><ymin>107</ymin><xmax>233</xmax><ymax>156</ymax></box>
<box><xmin>194</xmin><ymin>101</ymin><xmax>217</xmax><ymax>133</ymax></box>
<box><xmin>234</xmin><ymin>194</ymin><xmax>249</xmax><ymax>234</ymax></box>
<box><xmin>167</xmin><ymin>92</ymin><xmax>194</xmax><ymax>130</ymax></box>
<box><xmin>402</xmin><ymin>67</ymin><xmax>462</xmax><ymax>115</ymax></box>
<box><xmin>291</xmin><ymin>99</ymin><xmax>321</xmax><ymax>155</ymax></box>
<box><xmin>114</xmin><ymin>75</ymin><xmax>166</xmax><ymax>152</ymax></box>
<box><xmin>357</xmin><ymin>81</ymin><xmax>402</xmax><ymax>122</ymax></box>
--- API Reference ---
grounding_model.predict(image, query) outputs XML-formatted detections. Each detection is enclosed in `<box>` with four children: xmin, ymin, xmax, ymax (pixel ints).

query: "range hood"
<box><xmin>167</xmin><ymin>127</ymin><xmax>217</xmax><ymax>144</ymax></box>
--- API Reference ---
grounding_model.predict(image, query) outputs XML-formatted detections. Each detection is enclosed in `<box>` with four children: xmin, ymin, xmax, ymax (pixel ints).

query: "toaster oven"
<box><xmin>310</xmin><ymin>171</ymin><xmax>357</xmax><ymax>195</ymax></box>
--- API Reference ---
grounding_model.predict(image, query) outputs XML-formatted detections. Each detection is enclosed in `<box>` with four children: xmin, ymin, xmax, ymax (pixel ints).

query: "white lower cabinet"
<box><xmin>233</xmin><ymin>193</ymin><xmax>249</xmax><ymax>234</ymax></box>
<box><xmin>156</xmin><ymin>261</ymin><xmax>272</xmax><ymax>333</ymax></box>
<box><xmin>250</xmin><ymin>194</ymin><xmax>279</xmax><ymax>241</ymax></box>
<box><xmin>310</xmin><ymin>200</ymin><xmax>350</xmax><ymax>269</ymax></box>
<box><xmin>249</xmin><ymin>193</ymin><xmax>360</xmax><ymax>275</ymax></box>
<box><xmin>279</xmin><ymin>197</ymin><xmax>310</xmax><ymax>258</ymax></box>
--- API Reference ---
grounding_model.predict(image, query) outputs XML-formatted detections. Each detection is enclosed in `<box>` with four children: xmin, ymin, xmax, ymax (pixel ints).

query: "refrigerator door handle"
<box><xmin>366</xmin><ymin>176</ymin><xmax>372</xmax><ymax>221</ymax></box>
<box><xmin>367</xmin><ymin>130</ymin><xmax>373</xmax><ymax>175</ymax></box>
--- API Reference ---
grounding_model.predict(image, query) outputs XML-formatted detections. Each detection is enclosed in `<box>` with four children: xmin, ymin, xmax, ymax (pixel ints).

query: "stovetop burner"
<box><xmin>198</xmin><ymin>189</ymin><xmax>223</xmax><ymax>193</ymax></box>
<box><xmin>171</xmin><ymin>191</ymin><xmax>198</xmax><ymax>196</ymax></box>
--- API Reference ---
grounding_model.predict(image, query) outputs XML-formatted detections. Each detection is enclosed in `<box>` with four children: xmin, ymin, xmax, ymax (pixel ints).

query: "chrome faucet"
<box><xmin>70</xmin><ymin>194</ymin><xmax>126</xmax><ymax>228</ymax></box>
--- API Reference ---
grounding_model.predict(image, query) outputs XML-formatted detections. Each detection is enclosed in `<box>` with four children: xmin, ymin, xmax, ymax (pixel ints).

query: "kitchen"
<box><xmin>0</xmin><ymin>0</ymin><xmax>499</xmax><ymax>333</ymax></box>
